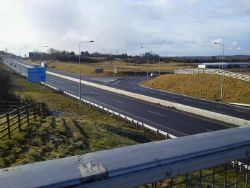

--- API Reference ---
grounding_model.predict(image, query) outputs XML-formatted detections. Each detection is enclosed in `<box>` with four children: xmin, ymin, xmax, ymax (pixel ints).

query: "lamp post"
<box><xmin>18</xmin><ymin>47</ymin><xmax>27</xmax><ymax>76</ymax></box>
<box><xmin>141</xmin><ymin>46</ymin><xmax>150</xmax><ymax>80</ymax></box>
<box><xmin>158</xmin><ymin>55</ymin><xmax>161</xmax><ymax>75</ymax></box>
<box><xmin>36</xmin><ymin>45</ymin><xmax>49</xmax><ymax>68</ymax></box>
<box><xmin>214</xmin><ymin>42</ymin><xmax>225</xmax><ymax>101</ymax></box>
<box><xmin>41</xmin><ymin>45</ymin><xmax>49</xmax><ymax>64</ymax></box>
<box><xmin>79</xmin><ymin>40</ymin><xmax>94</xmax><ymax>106</ymax></box>
<box><xmin>102</xmin><ymin>48</ymin><xmax>108</xmax><ymax>76</ymax></box>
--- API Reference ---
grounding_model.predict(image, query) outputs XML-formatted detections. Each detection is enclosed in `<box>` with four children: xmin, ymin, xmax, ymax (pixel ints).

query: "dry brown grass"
<box><xmin>46</xmin><ymin>60</ymin><xmax>193</xmax><ymax>76</ymax></box>
<box><xmin>143</xmin><ymin>74</ymin><xmax>250</xmax><ymax>104</ymax></box>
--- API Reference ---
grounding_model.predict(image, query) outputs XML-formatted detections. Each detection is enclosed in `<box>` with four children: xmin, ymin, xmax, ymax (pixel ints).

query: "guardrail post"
<box><xmin>6</xmin><ymin>112</ymin><xmax>11</xmax><ymax>139</ymax></box>
<box><xmin>17</xmin><ymin>107</ymin><xmax>21</xmax><ymax>131</ymax></box>
<box><xmin>166</xmin><ymin>134</ymin><xmax>169</xmax><ymax>139</ymax></box>
<box><xmin>26</xmin><ymin>104</ymin><xmax>30</xmax><ymax>124</ymax></box>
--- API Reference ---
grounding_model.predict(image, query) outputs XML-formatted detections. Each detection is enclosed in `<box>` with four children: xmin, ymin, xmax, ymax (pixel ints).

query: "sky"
<box><xmin>0</xmin><ymin>0</ymin><xmax>249</xmax><ymax>56</ymax></box>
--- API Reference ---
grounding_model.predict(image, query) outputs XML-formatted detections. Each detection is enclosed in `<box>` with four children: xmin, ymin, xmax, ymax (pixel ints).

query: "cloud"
<box><xmin>0</xmin><ymin>0</ymin><xmax>249</xmax><ymax>56</ymax></box>
<box><xmin>228</xmin><ymin>41</ymin><xmax>241</xmax><ymax>50</ymax></box>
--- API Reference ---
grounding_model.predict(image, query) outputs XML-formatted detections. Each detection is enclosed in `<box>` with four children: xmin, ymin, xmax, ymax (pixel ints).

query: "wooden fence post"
<box><xmin>33</xmin><ymin>106</ymin><xmax>36</xmax><ymax>120</ymax></box>
<box><xmin>17</xmin><ymin>107</ymin><xmax>21</xmax><ymax>131</ymax></box>
<box><xmin>6</xmin><ymin>112</ymin><xmax>11</xmax><ymax>139</ymax></box>
<box><xmin>38</xmin><ymin>103</ymin><xmax>41</xmax><ymax>117</ymax></box>
<box><xmin>41</xmin><ymin>103</ymin><xmax>48</xmax><ymax>117</ymax></box>
<box><xmin>26</xmin><ymin>104</ymin><xmax>30</xmax><ymax>124</ymax></box>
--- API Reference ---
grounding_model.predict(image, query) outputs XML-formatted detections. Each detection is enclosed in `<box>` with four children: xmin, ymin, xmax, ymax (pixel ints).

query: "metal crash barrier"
<box><xmin>0</xmin><ymin>127</ymin><xmax>250</xmax><ymax>187</ymax></box>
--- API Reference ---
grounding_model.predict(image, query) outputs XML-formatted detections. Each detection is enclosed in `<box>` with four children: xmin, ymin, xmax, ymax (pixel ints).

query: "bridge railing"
<box><xmin>0</xmin><ymin>127</ymin><xmax>250</xmax><ymax>188</ymax></box>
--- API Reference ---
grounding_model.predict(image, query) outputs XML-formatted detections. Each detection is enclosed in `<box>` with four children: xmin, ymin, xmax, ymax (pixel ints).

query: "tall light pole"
<box><xmin>36</xmin><ymin>45</ymin><xmax>49</xmax><ymax>67</ymax></box>
<box><xmin>18</xmin><ymin>47</ymin><xmax>27</xmax><ymax>76</ymax></box>
<box><xmin>158</xmin><ymin>55</ymin><xmax>161</xmax><ymax>75</ymax></box>
<box><xmin>79</xmin><ymin>40</ymin><xmax>94</xmax><ymax>106</ymax></box>
<box><xmin>214</xmin><ymin>42</ymin><xmax>225</xmax><ymax>101</ymax></box>
<box><xmin>102</xmin><ymin>48</ymin><xmax>108</xmax><ymax>76</ymax></box>
<box><xmin>141</xmin><ymin>46</ymin><xmax>150</xmax><ymax>80</ymax></box>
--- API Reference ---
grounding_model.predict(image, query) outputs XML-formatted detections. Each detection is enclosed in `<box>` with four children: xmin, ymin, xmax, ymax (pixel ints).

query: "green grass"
<box><xmin>0</xmin><ymin>74</ymin><xmax>165</xmax><ymax>168</ymax></box>
<box><xmin>0</xmin><ymin>115</ymin><xmax>160</xmax><ymax>168</ymax></box>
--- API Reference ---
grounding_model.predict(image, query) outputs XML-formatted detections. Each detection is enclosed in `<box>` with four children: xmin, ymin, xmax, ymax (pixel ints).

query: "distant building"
<box><xmin>198</xmin><ymin>62</ymin><xmax>250</xmax><ymax>69</ymax></box>
<box><xmin>0</xmin><ymin>51</ymin><xmax>5</xmax><ymax>55</ymax></box>
<box><xmin>29</xmin><ymin>52</ymin><xmax>46</xmax><ymax>59</ymax></box>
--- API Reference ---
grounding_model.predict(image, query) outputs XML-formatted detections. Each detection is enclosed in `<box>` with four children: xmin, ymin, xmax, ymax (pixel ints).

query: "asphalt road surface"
<box><xmin>46</xmin><ymin>68</ymin><xmax>250</xmax><ymax>121</ymax></box>
<box><xmin>3</xmin><ymin>58</ymin><xmax>247</xmax><ymax>137</ymax></box>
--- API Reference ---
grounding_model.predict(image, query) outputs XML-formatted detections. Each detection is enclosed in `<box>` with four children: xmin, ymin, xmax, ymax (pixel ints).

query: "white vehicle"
<box><xmin>150</xmin><ymin>73</ymin><xmax>160</xmax><ymax>77</ymax></box>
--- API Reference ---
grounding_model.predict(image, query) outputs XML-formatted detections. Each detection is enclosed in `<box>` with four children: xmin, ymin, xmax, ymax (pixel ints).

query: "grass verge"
<box><xmin>0</xmin><ymin>75</ymin><xmax>165</xmax><ymax>168</ymax></box>
<box><xmin>143</xmin><ymin>74</ymin><xmax>250</xmax><ymax>104</ymax></box>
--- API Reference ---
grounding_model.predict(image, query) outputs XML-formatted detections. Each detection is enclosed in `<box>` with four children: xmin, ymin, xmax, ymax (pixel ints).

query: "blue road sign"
<box><xmin>28</xmin><ymin>67</ymin><xmax>46</xmax><ymax>83</ymax></box>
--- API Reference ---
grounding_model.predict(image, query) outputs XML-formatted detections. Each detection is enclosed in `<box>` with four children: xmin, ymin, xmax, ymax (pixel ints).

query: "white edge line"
<box><xmin>41</xmin><ymin>82</ymin><xmax>177</xmax><ymax>139</ymax></box>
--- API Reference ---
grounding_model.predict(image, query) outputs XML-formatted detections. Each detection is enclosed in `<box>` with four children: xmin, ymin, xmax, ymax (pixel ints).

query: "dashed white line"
<box><xmin>184</xmin><ymin>99</ymin><xmax>193</xmax><ymax>102</ymax></box>
<box><xmin>236</xmin><ymin>109</ymin><xmax>247</xmax><ymax>113</ymax></box>
<box><xmin>216</xmin><ymin>105</ymin><xmax>227</xmax><ymax>109</ymax></box>
<box><xmin>148</xmin><ymin>111</ymin><xmax>165</xmax><ymax>117</ymax></box>
<box><xmin>112</xmin><ymin>99</ymin><xmax>123</xmax><ymax>104</ymax></box>
<box><xmin>198</xmin><ymin>101</ymin><xmax>208</xmax><ymax>105</ymax></box>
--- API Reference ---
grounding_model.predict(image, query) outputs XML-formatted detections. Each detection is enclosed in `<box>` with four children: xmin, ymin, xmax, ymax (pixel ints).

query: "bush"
<box><xmin>0</xmin><ymin>61</ymin><xmax>16</xmax><ymax>101</ymax></box>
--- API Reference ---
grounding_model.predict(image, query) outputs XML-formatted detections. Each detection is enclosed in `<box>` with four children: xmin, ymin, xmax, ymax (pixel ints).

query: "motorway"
<box><xmin>46</xmin><ymin>68</ymin><xmax>250</xmax><ymax>120</ymax></box>
<box><xmin>3</xmin><ymin>58</ymin><xmax>248</xmax><ymax>137</ymax></box>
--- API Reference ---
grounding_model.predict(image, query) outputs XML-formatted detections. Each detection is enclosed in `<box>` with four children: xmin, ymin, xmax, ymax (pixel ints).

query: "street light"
<box><xmin>141</xmin><ymin>46</ymin><xmax>150</xmax><ymax>80</ymax></box>
<box><xmin>18</xmin><ymin>47</ymin><xmax>27</xmax><ymax>76</ymax></box>
<box><xmin>79</xmin><ymin>40</ymin><xmax>94</xmax><ymax>106</ymax></box>
<box><xmin>41</xmin><ymin>46</ymin><xmax>49</xmax><ymax>64</ymax></box>
<box><xmin>102</xmin><ymin>48</ymin><xmax>108</xmax><ymax>76</ymax></box>
<box><xmin>158</xmin><ymin>55</ymin><xmax>161</xmax><ymax>75</ymax></box>
<box><xmin>214</xmin><ymin>42</ymin><xmax>225</xmax><ymax>101</ymax></box>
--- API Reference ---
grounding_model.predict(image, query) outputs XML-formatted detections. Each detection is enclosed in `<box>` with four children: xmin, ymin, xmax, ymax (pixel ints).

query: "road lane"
<box><xmin>2</xmin><ymin>58</ymin><xmax>238</xmax><ymax>137</ymax></box>
<box><xmin>37</xmin><ymin>68</ymin><xmax>250</xmax><ymax>120</ymax></box>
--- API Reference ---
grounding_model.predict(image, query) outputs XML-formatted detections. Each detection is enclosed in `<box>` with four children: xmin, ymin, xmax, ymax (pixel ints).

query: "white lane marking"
<box><xmin>184</xmin><ymin>98</ymin><xmax>193</xmax><ymax>102</ymax></box>
<box><xmin>13</xmin><ymin>60</ymin><xmax>250</xmax><ymax>127</ymax></box>
<box><xmin>236</xmin><ymin>109</ymin><xmax>247</xmax><ymax>113</ymax></box>
<box><xmin>216</xmin><ymin>105</ymin><xmax>227</xmax><ymax>109</ymax></box>
<box><xmin>172</xmin><ymin>96</ymin><xmax>178</xmax><ymax>99</ymax></box>
<box><xmin>84</xmin><ymin>96</ymin><xmax>186</xmax><ymax>136</ymax></box>
<box><xmin>111</xmin><ymin>99</ymin><xmax>123</xmax><ymax>104</ymax></box>
<box><xmin>198</xmin><ymin>101</ymin><xmax>208</xmax><ymax>105</ymax></box>
<box><xmin>88</xmin><ymin>92</ymin><xmax>97</xmax><ymax>95</ymax></box>
<box><xmin>148</xmin><ymin>111</ymin><xmax>165</xmax><ymax>117</ymax></box>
